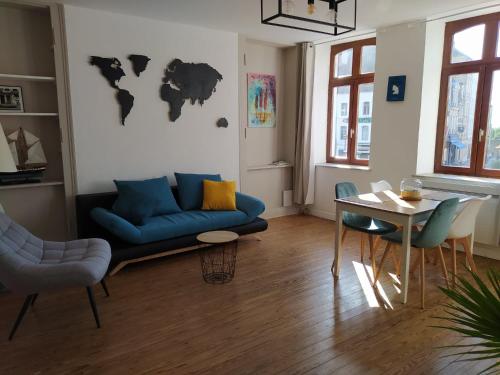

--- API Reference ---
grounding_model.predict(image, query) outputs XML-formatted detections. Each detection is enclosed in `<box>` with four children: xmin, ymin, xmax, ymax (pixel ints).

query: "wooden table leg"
<box><xmin>400</xmin><ymin>216</ymin><xmax>413</xmax><ymax>304</ymax></box>
<box><xmin>333</xmin><ymin>205</ymin><xmax>343</xmax><ymax>278</ymax></box>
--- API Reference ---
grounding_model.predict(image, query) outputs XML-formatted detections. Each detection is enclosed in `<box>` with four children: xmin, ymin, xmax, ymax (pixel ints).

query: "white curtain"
<box><xmin>293</xmin><ymin>42</ymin><xmax>316</xmax><ymax>207</ymax></box>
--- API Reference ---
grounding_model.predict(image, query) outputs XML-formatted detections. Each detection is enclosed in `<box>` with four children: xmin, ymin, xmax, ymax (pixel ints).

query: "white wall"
<box><xmin>64</xmin><ymin>6</ymin><xmax>239</xmax><ymax>194</ymax></box>
<box><xmin>309</xmin><ymin>22</ymin><xmax>428</xmax><ymax>219</ymax></box>
<box><xmin>238</xmin><ymin>38</ymin><xmax>298</xmax><ymax>218</ymax></box>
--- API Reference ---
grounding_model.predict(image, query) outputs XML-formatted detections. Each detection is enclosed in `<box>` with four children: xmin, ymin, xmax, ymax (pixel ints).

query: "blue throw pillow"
<box><xmin>175</xmin><ymin>172</ymin><xmax>222</xmax><ymax>210</ymax></box>
<box><xmin>113</xmin><ymin>177</ymin><xmax>181</xmax><ymax>217</ymax></box>
<box><xmin>112</xmin><ymin>187</ymin><xmax>158</xmax><ymax>225</ymax></box>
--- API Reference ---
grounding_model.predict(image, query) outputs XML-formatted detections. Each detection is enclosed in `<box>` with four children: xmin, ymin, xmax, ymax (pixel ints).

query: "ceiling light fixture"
<box><xmin>261</xmin><ymin>0</ymin><xmax>356</xmax><ymax>36</ymax></box>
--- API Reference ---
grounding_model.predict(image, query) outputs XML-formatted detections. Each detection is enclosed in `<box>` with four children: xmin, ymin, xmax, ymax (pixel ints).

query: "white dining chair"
<box><xmin>370</xmin><ymin>180</ymin><xmax>392</xmax><ymax>193</ymax></box>
<box><xmin>444</xmin><ymin>195</ymin><xmax>491</xmax><ymax>284</ymax></box>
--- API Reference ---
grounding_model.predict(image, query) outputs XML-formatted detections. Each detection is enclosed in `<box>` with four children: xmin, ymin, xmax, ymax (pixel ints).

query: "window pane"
<box><xmin>451</xmin><ymin>24</ymin><xmax>485</xmax><ymax>63</ymax></box>
<box><xmin>360</xmin><ymin>45</ymin><xmax>376</xmax><ymax>74</ymax></box>
<box><xmin>441</xmin><ymin>73</ymin><xmax>479</xmax><ymax>168</ymax></box>
<box><xmin>355</xmin><ymin>83</ymin><xmax>373</xmax><ymax>160</ymax></box>
<box><xmin>334</xmin><ymin>49</ymin><xmax>353</xmax><ymax>78</ymax></box>
<box><xmin>497</xmin><ymin>22</ymin><xmax>500</xmax><ymax>57</ymax></box>
<box><xmin>331</xmin><ymin>85</ymin><xmax>350</xmax><ymax>159</ymax></box>
<box><xmin>483</xmin><ymin>70</ymin><xmax>500</xmax><ymax>170</ymax></box>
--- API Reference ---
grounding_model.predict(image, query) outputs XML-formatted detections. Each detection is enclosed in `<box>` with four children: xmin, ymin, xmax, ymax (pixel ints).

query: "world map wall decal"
<box><xmin>160</xmin><ymin>59</ymin><xmax>223</xmax><ymax>121</ymax></box>
<box><xmin>90</xmin><ymin>54</ymin><xmax>151</xmax><ymax>125</ymax></box>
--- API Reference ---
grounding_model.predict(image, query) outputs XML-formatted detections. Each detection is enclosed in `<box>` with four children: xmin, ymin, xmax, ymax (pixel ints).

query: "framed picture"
<box><xmin>387</xmin><ymin>76</ymin><xmax>406</xmax><ymax>102</ymax></box>
<box><xmin>0</xmin><ymin>86</ymin><xmax>24</xmax><ymax>113</ymax></box>
<box><xmin>247</xmin><ymin>73</ymin><xmax>276</xmax><ymax>128</ymax></box>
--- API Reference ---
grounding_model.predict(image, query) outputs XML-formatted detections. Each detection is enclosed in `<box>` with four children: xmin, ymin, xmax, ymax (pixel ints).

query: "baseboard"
<box><xmin>262</xmin><ymin>206</ymin><xmax>300</xmax><ymax>219</ymax></box>
<box><xmin>305</xmin><ymin>208</ymin><xmax>336</xmax><ymax>221</ymax></box>
<box><xmin>306</xmin><ymin>209</ymin><xmax>500</xmax><ymax>261</ymax></box>
<box><xmin>462</xmin><ymin>243</ymin><xmax>500</xmax><ymax>261</ymax></box>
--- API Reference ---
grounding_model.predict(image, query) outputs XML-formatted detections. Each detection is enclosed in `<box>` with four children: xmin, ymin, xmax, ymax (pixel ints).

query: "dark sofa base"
<box><xmin>76</xmin><ymin>191</ymin><xmax>268</xmax><ymax>275</ymax></box>
<box><xmin>107</xmin><ymin>218</ymin><xmax>268</xmax><ymax>274</ymax></box>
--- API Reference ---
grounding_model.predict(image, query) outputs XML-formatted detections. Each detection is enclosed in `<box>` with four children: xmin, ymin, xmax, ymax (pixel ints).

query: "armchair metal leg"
<box><xmin>100</xmin><ymin>280</ymin><xmax>110</xmax><ymax>297</ymax></box>
<box><xmin>30</xmin><ymin>293</ymin><xmax>38</xmax><ymax>307</ymax></box>
<box><xmin>9</xmin><ymin>294</ymin><xmax>35</xmax><ymax>340</ymax></box>
<box><xmin>86</xmin><ymin>287</ymin><xmax>101</xmax><ymax>328</ymax></box>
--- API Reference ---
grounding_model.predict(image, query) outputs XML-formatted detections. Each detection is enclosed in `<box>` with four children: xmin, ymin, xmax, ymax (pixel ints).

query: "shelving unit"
<box><xmin>0</xmin><ymin>2</ymin><xmax>75</xmax><ymax>241</ymax></box>
<box><xmin>0</xmin><ymin>112</ymin><xmax>59</xmax><ymax>117</ymax></box>
<box><xmin>0</xmin><ymin>73</ymin><xmax>56</xmax><ymax>82</ymax></box>
<box><xmin>247</xmin><ymin>163</ymin><xmax>293</xmax><ymax>171</ymax></box>
<box><xmin>0</xmin><ymin>181</ymin><xmax>64</xmax><ymax>191</ymax></box>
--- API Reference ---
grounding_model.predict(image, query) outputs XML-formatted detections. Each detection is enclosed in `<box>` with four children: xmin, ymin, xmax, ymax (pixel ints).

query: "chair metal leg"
<box><xmin>100</xmin><ymin>280</ymin><xmax>110</xmax><ymax>297</ymax></box>
<box><xmin>360</xmin><ymin>233</ymin><xmax>365</xmax><ymax>261</ymax></box>
<box><xmin>420</xmin><ymin>249</ymin><xmax>425</xmax><ymax>309</ymax></box>
<box><xmin>86</xmin><ymin>287</ymin><xmax>101</xmax><ymax>328</ymax></box>
<box><xmin>30</xmin><ymin>293</ymin><xmax>38</xmax><ymax>307</ymax></box>
<box><xmin>9</xmin><ymin>294</ymin><xmax>35</xmax><ymax>340</ymax></box>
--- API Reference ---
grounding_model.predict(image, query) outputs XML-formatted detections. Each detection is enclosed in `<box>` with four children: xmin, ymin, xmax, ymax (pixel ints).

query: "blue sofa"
<box><xmin>75</xmin><ymin>187</ymin><xmax>268</xmax><ymax>274</ymax></box>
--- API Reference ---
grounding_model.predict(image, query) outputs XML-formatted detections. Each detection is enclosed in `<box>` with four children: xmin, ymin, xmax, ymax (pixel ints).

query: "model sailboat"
<box><xmin>8</xmin><ymin>128</ymin><xmax>47</xmax><ymax>169</ymax></box>
<box><xmin>0</xmin><ymin>125</ymin><xmax>46</xmax><ymax>184</ymax></box>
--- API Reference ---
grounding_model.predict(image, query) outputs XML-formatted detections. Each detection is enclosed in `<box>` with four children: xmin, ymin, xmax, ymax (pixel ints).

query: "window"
<box><xmin>327</xmin><ymin>38</ymin><xmax>376</xmax><ymax>165</ymax></box>
<box><xmin>340</xmin><ymin>102</ymin><xmax>348</xmax><ymax>116</ymax></box>
<box><xmin>362</xmin><ymin>101</ymin><xmax>370</xmax><ymax>116</ymax></box>
<box><xmin>435</xmin><ymin>12</ymin><xmax>500</xmax><ymax>177</ymax></box>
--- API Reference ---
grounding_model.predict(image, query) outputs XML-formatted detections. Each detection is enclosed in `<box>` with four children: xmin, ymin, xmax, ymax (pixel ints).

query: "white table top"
<box><xmin>335</xmin><ymin>189</ymin><xmax>473</xmax><ymax>216</ymax></box>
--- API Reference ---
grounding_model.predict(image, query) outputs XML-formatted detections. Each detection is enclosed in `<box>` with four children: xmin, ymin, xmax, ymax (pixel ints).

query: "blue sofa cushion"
<box><xmin>92</xmin><ymin>208</ymin><xmax>247</xmax><ymax>244</ymax></box>
<box><xmin>91</xmin><ymin>192</ymin><xmax>266</xmax><ymax>245</ymax></box>
<box><xmin>111</xmin><ymin>187</ymin><xmax>158</xmax><ymax>225</ymax></box>
<box><xmin>174</xmin><ymin>172</ymin><xmax>222</xmax><ymax>210</ymax></box>
<box><xmin>113</xmin><ymin>177</ymin><xmax>181</xmax><ymax>217</ymax></box>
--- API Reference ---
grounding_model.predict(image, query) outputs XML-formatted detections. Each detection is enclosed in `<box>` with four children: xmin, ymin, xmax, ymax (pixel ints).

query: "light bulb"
<box><xmin>326</xmin><ymin>8</ymin><xmax>337</xmax><ymax>23</ymax></box>
<box><xmin>283</xmin><ymin>0</ymin><xmax>295</xmax><ymax>14</ymax></box>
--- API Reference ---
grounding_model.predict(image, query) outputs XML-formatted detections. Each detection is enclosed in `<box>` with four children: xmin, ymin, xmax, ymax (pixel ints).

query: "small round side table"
<box><xmin>196</xmin><ymin>231</ymin><xmax>239</xmax><ymax>284</ymax></box>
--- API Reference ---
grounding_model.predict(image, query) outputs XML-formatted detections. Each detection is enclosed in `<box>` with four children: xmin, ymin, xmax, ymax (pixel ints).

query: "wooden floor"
<box><xmin>0</xmin><ymin>215</ymin><xmax>498</xmax><ymax>374</ymax></box>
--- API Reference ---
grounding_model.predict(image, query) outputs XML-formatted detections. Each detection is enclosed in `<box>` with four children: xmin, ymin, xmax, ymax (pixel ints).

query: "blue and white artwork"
<box><xmin>387</xmin><ymin>75</ymin><xmax>406</xmax><ymax>102</ymax></box>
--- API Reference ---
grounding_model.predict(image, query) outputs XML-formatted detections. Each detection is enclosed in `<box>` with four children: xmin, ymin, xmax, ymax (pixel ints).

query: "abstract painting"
<box><xmin>247</xmin><ymin>73</ymin><xmax>276</xmax><ymax>128</ymax></box>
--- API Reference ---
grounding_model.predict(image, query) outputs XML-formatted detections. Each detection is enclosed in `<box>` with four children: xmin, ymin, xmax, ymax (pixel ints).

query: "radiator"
<box><xmin>421</xmin><ymin>185</ymin><xmax>500</xmax><ymax>247</ymax></box>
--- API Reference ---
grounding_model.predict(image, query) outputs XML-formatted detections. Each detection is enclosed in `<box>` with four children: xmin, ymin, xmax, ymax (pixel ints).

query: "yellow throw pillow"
<box><xmin>202</xmin><ymin>180</ymin><xmax>237</xmax><ymax>211</ymax></box>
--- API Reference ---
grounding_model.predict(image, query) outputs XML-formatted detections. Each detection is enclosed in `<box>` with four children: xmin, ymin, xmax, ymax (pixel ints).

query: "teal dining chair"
<box><xmin>332</xmin><ymin>182</ymin><xmax>399</xmax><ymax>275</ymax></box>
<box><xmin>374</xmin><ymin>198</ymin><xmax>459</xmax><ymax>308</ymax></box>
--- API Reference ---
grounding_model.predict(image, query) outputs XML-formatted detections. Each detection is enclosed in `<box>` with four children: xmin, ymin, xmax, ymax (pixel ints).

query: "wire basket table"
<box><xmin>197</xmin><ymin>231</ymin><xmax>239</xmax><ymax>284</ymax></box>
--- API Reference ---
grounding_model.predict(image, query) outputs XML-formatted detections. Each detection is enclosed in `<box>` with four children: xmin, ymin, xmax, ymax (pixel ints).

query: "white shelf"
<box><xmin>0</xmin><ymin>181</ymin><xmax>64</xmax><ymax>191</ymax></box>
<box><xmin>0</xmin><ymin>73</ymin><xmax>56</xmax><ymax>82</ymax></box>
<box><xmin>247</xmin><ymin>163</ymin><xmax>293</xmax><ymax>171</ymax></box>
<box><xmin>0</xmin><ymin>112</ymin><xmax>58</xmax><ymax>117</ymax></box>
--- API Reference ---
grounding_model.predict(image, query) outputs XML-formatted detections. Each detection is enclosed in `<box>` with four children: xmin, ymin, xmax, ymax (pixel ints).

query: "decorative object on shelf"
<box><xmin>0</xmin><ymin>123</ymin><xmax>45</xmax><ymax>184</ymax></box>
<box><xmin>0</xmin><ymin>86</ymin><xmax>24</xmax><ymax>113</ymax></box>
<box><xmin>387</xmin><ymin>75</ymin><xmax>406</xmax><ymax>102</ymax></box>
<box><xmin>400</xmin><ymin>177</ymin><xmax>423</xmax><ymax>201</ymax></box>
<box><xmin>128</xmin><ymin>54</ymin><xmax>151</xmax><ymax>77</ymax></box>
<box><xmin>261</xmin><ymin>0</ymin><xmax>357</xmax><ymax>36</ymax></box>
<box><xmin>0</xmin><ymin>122</ymin><xmax>16</xmax><ymax>173</ymax></box>
<box><xmin>160</xmin><ymin>58</ymin><xmax>223</xmax><ymax>122</ymax></box>
<box><xmin>247</xmin><ymin>73</ymin><xmax>276</xmax><ymax>128</ymax></box>
<box><xmin>89</xmin><ymin>56</ymin><xmax>135</xmax><ymax>125</ymax></box>
<box><xmin>216</xmin><ymin>117</ymin><xmax>228</xmax><ymax>128</ymax></box>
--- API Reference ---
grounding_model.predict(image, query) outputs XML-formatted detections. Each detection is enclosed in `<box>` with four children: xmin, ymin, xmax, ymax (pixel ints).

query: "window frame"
<box><xmin>435</xmin><ymin>12</ymin><xmax>500</xmax><ymax>178</ymax></box>
<box><xmin>327</xmin><ymin>38</ymin><xmax>376</xmax><ymax>166</ymax></box>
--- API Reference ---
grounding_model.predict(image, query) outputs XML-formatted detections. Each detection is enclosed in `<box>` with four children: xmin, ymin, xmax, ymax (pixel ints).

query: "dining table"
<box><xmin>332</xmin><ymin>188</ymin><xmax>474</xmax><ymax>304</ymax></box>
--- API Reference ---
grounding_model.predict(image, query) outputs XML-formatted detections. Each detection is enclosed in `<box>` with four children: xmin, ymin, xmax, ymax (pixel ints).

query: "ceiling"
<box><xmin>57</xmin><ymin>0</ymin><xmax>496</xmax><ymax>45</ymax></box>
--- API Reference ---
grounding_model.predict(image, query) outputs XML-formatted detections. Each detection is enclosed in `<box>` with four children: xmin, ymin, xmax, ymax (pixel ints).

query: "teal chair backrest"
<box><xmin>335</xmin><ymin>182</ymin><xmax>371</xmax><ymax>228</ymax></box>
<box><xmin>413</xmin><ymin>198</ymin><xmax>459</xmax><ymax>249</ymax></box>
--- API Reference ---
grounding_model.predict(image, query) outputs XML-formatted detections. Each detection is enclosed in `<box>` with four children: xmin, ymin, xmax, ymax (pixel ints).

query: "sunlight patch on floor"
<box><xmin>352</xmin><ymin>261</ymin><xmax>393</xmax><ymax>309</ymax></box>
